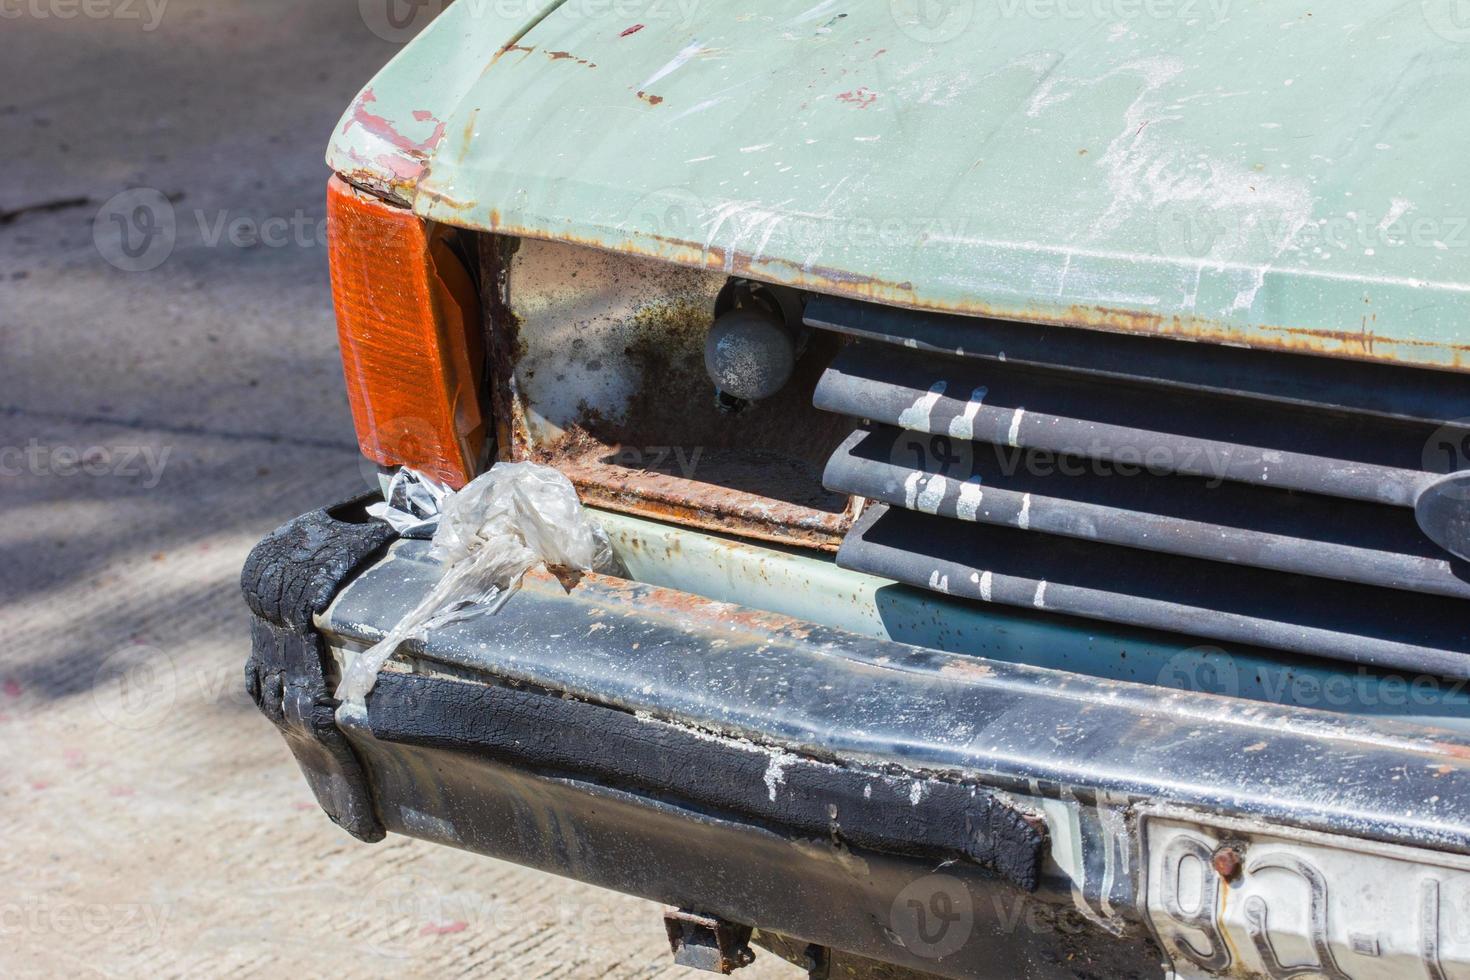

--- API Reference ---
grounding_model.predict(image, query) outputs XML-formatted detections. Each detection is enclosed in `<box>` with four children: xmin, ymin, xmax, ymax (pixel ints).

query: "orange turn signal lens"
<box><xmin>326</xmin><ymin>175</ymin><xmax>486</xmax><ymax>488</ymax></box>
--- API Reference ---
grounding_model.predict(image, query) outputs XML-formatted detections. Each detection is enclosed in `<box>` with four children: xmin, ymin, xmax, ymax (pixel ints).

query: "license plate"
<box><xmin>1143</xmin><ymin>813</ymin><xmax>1470</xmax><ymax>979</ymax></box>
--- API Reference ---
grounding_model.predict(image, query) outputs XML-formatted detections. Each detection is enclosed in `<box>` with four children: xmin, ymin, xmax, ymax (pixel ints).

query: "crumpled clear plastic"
<box><xmin>366</xmin><ymin>467</ymin><xmax>452</xmax><ymax>537</ymax></box>
<box><xmin>337</xmin><ymin>462</ymin><xmax>614</xmax><ymax>707</ymax></box>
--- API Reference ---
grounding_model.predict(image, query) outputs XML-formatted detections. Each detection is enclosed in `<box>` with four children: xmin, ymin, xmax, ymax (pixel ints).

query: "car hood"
<box><xmin>328</xmin><ymin>0</ymin><xmax>1470</xmax><ymax>371</ymax></box>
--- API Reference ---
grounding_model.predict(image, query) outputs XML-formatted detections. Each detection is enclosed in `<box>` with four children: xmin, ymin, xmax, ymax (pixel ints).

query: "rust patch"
<box><xmin>1431</xmin><ymin>740</ymin><xmax>1470</xmax><ymax>762</ymax></box>
<box><xmin>939</xmin><ymin>660</ymin><xmax>995</xmax><ymax>680</ymax></box>
<box><xmin>534</xmin><ymin>430</ymin><xmax>851</xmax><ymax>552</ymax></box>
<box><xmin>1211</xmin><ymin>846</ymin><xmax>1243</xmax><ymax>881</ymax></box>
<box><xmin>490</xmin><ymin>44</ymin><xmax>597</xmax><ymax>69</ymax></box>
<box><xmin>836</xmin><ymin>86</ymin><xmax>877</xmax><ymax>109</ymax></box>
<box><xmin>478</xmin><ymin>235</ymin><xmax>523</xmax><ymax>462</ymax></box>
<box><xmin>449</xmin><ymin>215</ymin><xmax>1470</xmax><ymax>373</ymax></box>
<box><xmin>582</xmin><ymin>570</ymin><xmax>824</xmax><ymax>639</ymax></box>
<box><xmin>620</xmin><ymin>23</ymin><xmax>645</xmax><ymax>36</ymax></box>
<box><xmin>546</xmin><ymin>50</ymin><xmax>597</xmax><ymax>67</ymax></box>
<box><xmin>636</xmin><ymin>90</ymin><xmax>664</xmax><ymax>106</ymax></box>
<box><xmin>1056</xmin><ymin>302</ymin><xmax>1470</xmax><ymax>369</ymax></box>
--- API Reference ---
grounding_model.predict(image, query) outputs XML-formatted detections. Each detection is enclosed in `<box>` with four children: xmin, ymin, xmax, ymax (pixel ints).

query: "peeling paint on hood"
<box><xmin>328</xmin><ymin>0</ymin><xmax>1470</xmax><ymax>371</ymax></box>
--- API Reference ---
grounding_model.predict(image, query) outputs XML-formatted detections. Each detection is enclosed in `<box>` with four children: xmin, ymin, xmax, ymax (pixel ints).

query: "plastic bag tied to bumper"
<box><xmin>337</xmin><ymin>462</ymin><xmax>613</xmax><ymax>708</ymax></box>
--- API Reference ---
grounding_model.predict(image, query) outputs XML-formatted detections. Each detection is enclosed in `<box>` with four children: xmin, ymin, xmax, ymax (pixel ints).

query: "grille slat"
<box><xmin>844</xmin><ymin>504</ymin><xmax>1470</xmax><ymax>680</ymax></box>
<box><xmin>806</xmin><ymin>295</ymin><xmax>1470</xmax><ymax>426</ymax></box>
<box><xmin>826</xmin><ymin>427</ymin><xmax>1470</xmax><ymax>600</ymax></box>
<box><xmin>815</xmin><ymin>341</ymin><xmax>1445</xmax><ymax>506</ymax></box>
<box><xmin>809</xmin><ymin>299</ymin><xmax>1470</xmax><ymax>673</ymax></box>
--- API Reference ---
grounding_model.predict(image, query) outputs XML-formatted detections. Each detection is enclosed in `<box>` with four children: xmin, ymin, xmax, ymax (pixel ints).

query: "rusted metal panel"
<box><xmin>329</xmin><ymin>1</ymin><xmax>1470</xmax><ymax>372</ymax></box>
<box><xmin>483</xmin><ymin>236</ymin><xmax>856</xmax><ymax>550</ymax></box>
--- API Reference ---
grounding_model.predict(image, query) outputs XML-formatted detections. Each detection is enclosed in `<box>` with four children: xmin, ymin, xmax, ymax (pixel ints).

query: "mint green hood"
<box><xmin>328</xmin><ymin>0</ymin><xmax>1470</xmax><ymax>371</ymax></box>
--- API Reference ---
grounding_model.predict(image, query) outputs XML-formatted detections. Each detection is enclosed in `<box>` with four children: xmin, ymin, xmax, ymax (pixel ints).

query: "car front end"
<box><xmin>245</xmin><ymin>3</ymin><xmax>1470</xmax><ymax>976</ymax></box>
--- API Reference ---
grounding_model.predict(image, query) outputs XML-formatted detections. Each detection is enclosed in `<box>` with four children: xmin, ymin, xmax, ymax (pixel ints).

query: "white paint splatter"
<box><xmin>898</xmin><ymin>381</ymin><xmax>946</xmax><ymax>431</ymax></box>
<box><xmin>1033</xmin><ymin>580</ymin><xmax>1048</xmax><ymax>608</ymax></box>
<box><xmin>763</xmin><ymin>751</ymin><xmax>795</xmax><ymax>802</ymax></box>
<box><xmin>957</xmin><ymin>479</ymin><xmax>984</xmax><ymax>521</ymax></box>
<box><xmin>903</xmin><ymin>470</ymin><xmax>924</xmax><ymax>510</ymax></box>
<box><xmin>928</xmin><ymin>570</ymin><xmax>950</xmax><ymax>594</ymax></box>
<box><xmin>1017</xmin><ymin>492</ymin><xmax>1032</xmax><ymax>530</ymax></box>
<box><xmin>1007</xmin><ymin>408</ymin><xmax>1025</xmax><ymax>447</ymax></box>
<box><xmin>916</xmin><ymin>474</ymin><xmax>946</xmax><ymax>515</ymax></box>
<box><xmin>948</xmin><ymin>386</ymin><xmax>988</xmax><ymax>440</ymax></box>
<box><xmin>1044</xmin><ymin>56</ymin><xmax>1314</xmax><ymax>314</ymax></box>
<box><xmin>1377</xmin><ymin>197</ymin><xmax>1413</xmax><ymax>234</ymax></box>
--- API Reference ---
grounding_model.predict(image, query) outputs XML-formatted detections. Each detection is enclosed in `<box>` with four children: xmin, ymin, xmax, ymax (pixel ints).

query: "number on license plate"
<box><xmin>1144</xmin><ymin>815</ymin><xmax>1470</xmax><ymax>979</ymax></box>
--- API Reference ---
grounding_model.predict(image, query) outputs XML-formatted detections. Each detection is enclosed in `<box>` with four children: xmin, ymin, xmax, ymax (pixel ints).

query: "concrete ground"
<box><xmin>0</xmin><ymin>2</ymin><xmax>799</xmax><ymax>976</ymax></box>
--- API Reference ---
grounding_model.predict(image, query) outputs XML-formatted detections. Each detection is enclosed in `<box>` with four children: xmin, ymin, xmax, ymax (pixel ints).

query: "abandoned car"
<box><xmin>243</xmin><ymin>2</ymin><xmax>1470</xmax><ymax>976</ymax></box>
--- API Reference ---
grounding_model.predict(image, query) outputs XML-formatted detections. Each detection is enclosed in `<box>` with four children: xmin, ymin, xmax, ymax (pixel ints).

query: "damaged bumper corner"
<box><xmin>243</xmin><ymin>503</ymin><xmax>1470</xmax><ymax>979</ymax></box>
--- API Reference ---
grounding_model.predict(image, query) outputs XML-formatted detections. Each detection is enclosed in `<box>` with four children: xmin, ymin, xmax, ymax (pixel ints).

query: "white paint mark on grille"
<box><xmin>916</xmin><ymin>474</ymin><xmax>946</xmax><ymax>514</ymax></box>
<box><xmin>903</xmin><ymin>470</ymin><xmax>924</xmax><ymax>509</ymax></box>
<box><xmin>957</xmin><ymin>479</ymin><xmax>984</xmax><ymax>521</ymax></box>
<box><xmin>899</xmin><ymin>381</ymin><xmax>947</xmax><ymax>431</ymax></box>
<box><xmin>948</xmin><ymin>386</ymin><xmax>988</xmax><ymax>440</ymax></box>
<box><xmin>1007</xmin><ymin>407</ymin><xmax>1025</xmax><ymax>447</ymax></box>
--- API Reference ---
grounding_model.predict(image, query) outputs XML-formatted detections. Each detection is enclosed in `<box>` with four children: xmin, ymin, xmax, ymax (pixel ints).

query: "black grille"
<box><xmin>808</xmin><ymin>295</ymin><xmax>1470</xmax><ymax>679</ymax></box>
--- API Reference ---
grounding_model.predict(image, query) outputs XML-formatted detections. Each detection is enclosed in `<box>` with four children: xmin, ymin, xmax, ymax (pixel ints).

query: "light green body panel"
<box><xmin>329</xmin><ymin>0</ymin><xmax>1470</xmax><ymax>370</ymax></box>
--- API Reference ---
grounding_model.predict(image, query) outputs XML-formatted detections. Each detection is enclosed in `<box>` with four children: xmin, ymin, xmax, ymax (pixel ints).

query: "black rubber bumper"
<box><xmin>241</xmin><ymin>495</ymin><xmax>395</xmax><ymax>842</ymax></box>
<box><xmin>243</xmin><ymin>504</ymin><xmax>1470</xmax><ymax>979</ymax></box>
